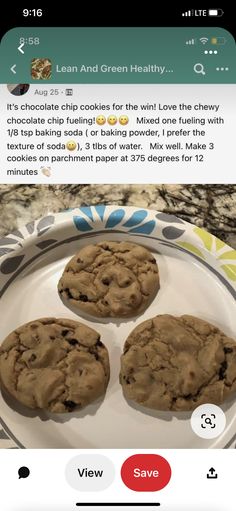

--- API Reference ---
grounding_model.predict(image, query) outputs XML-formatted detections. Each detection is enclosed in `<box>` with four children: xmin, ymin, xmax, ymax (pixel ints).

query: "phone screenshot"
<box><xmin>0</xmin><ymin>6</ymin><xmax>235</xmax><ymax>510</ymax></box>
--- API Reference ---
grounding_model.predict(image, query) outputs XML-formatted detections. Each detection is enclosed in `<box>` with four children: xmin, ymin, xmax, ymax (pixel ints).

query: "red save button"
<box><xmin>121</xmin><ymin>454</ymin><xmax>171</xmax><ymax>492</ymax></box>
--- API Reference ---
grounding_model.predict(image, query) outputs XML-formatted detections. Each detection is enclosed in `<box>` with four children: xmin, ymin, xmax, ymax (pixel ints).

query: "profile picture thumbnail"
<box><xmin>31</xmin><ymin>58</ymin><xmax>52</xmax><ymax>80</ymax></box>
<box><xmin>7</xmin><ymin>84</ymin><xmax>30</xmax><ymax>96</ymax></box>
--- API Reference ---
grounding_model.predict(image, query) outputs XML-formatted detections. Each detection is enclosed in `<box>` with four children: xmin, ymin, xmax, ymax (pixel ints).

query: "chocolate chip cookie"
<box><xmin>0</xmin><ymin>318</ymin><xmax>109</xmax><ymax>413</ymax></box>
<box><xmin>120</xmin><ymin>314</ymin><xmax>236</xmax><ymax>411</ymax></box>
<box><xmin>58</xmin><ymin>241</ymin><xmax>160</xmax><ymax>318</ymax></box>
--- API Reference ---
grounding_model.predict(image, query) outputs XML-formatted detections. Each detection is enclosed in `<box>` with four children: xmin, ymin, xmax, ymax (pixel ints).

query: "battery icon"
<box><xmin>208</xmin><ymin>9</ymin><xmax>224</xmax><ymax>16</ymax></box>
<box><xmin>211</xmin><ymin>37</ymin><xmax>226</xmax><ymax>45</ymax></box>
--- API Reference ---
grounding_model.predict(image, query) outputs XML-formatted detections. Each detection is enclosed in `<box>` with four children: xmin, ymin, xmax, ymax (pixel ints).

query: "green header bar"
<box><xmin>0</xmin><ymin>27</ymin><xmax>235</xmax><ymax>83</ymax></box>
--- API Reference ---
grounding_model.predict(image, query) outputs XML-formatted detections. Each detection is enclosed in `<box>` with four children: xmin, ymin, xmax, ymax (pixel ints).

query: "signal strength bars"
<box><xmin>186</xmin><ymin>39</ymin><xmax>196</xmax><ymax>45</ymax></box>
<box><xmin>182</xmin><ymin>10</ymin><xmax>193</xmax><ymax>16</ymax></box>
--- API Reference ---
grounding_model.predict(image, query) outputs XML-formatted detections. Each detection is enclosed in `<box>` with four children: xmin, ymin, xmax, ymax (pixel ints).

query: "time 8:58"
<box><xmin>19</xmin><ymin>37</ymin><xmax>40</xmax><ymax>45</ymax></box>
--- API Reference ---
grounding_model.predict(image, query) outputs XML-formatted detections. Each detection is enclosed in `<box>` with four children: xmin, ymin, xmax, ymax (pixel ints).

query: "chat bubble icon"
<box><xmin>18</xmin><ymin>466</ymin><xmax>30</xmax><ymax>479</ymax></box>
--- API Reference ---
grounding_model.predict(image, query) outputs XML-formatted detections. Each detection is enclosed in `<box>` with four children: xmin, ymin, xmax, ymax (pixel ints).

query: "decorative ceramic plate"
<box><xmin>0</xmin><ymin>206</ymin><xmax>235</xmax><ymax>449</ymax></box>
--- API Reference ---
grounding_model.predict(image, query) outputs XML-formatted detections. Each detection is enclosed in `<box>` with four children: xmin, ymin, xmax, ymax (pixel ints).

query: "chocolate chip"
<box><xmin>96</xmin><ymin>339</ymin><xmax>103</xmax><ymax>347</ymax></box>
<box><xmin>88</xmin><ymin>347</ymin><xmax>99</xmax><ymax>360</ymax></box>
<box><xmin>77</xmin><ymin>258</ymin><xmax>83</xmax><ymax>263</ymax></box>
<box><xmin>102</xmin><ymin>278</ymin><xmax>110</xmax><ymax>285</ymax></box>
<box><xmin>219</xmin><ymin>360</ymin><xmax>228</xmax><ymax>380</ymax></box>
<box><xmin>29</xmin><ymin>354</ymin><xmax>36</xmax><ymax>362</ymax></box>
<box><xmin>61</xmin><ymin>329</ymin><xmax>69</xmax><ymax>337</ymax></box>
<box><xmin>150</xmin><ymin>258</ymin><xmax>156</xmax><ymax>264</ymax></box>
<box><xmin>49</xmin><ymin>336</ymin><xmax>55</xmax><ymax>340</ymax></box>
<box><xmin>63</xmin><ymin>400</ymin><xmax>76</xmax><ymax>411</ymax></box>
<box><xmin>79</xmin><ymin>294</ymin><xmax>88</xmax><ymax>302</ymax></box>
<box><xmin>64</xmin><ymin>288</ymin><xmax>74</xmax><ymax>299</ymax></box>
<box><xmin>68</xmin><ymin>339</ymin><xmax>78</xmax><ymax>346</ymax></box>
<box><xmin>224</xmin><ymin>347</ymin><xmax>233</xmax><ymax>354</ymax></box>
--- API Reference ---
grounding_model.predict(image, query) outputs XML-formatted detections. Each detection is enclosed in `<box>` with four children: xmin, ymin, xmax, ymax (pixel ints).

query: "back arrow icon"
<box><xmin>18</xmin><ymin>43</ymin><xmax>25</xmax><ymax>54</ymax></box>
<box><xmin>11</xmin><ymin>64</ymin><xmax>16</xmax><ymax>74</ymax></box>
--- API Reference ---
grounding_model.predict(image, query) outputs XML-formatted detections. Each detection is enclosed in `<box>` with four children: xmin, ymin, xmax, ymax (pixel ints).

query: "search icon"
<box><xmin>194</xmin><ymin>63</ymin><xmax>206</xmax><ymax>75</ymax></box>
<box><xmin>204</xmin><ymin>418</ymin><xmax>212</xmax><ymax>426</ymax></box>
